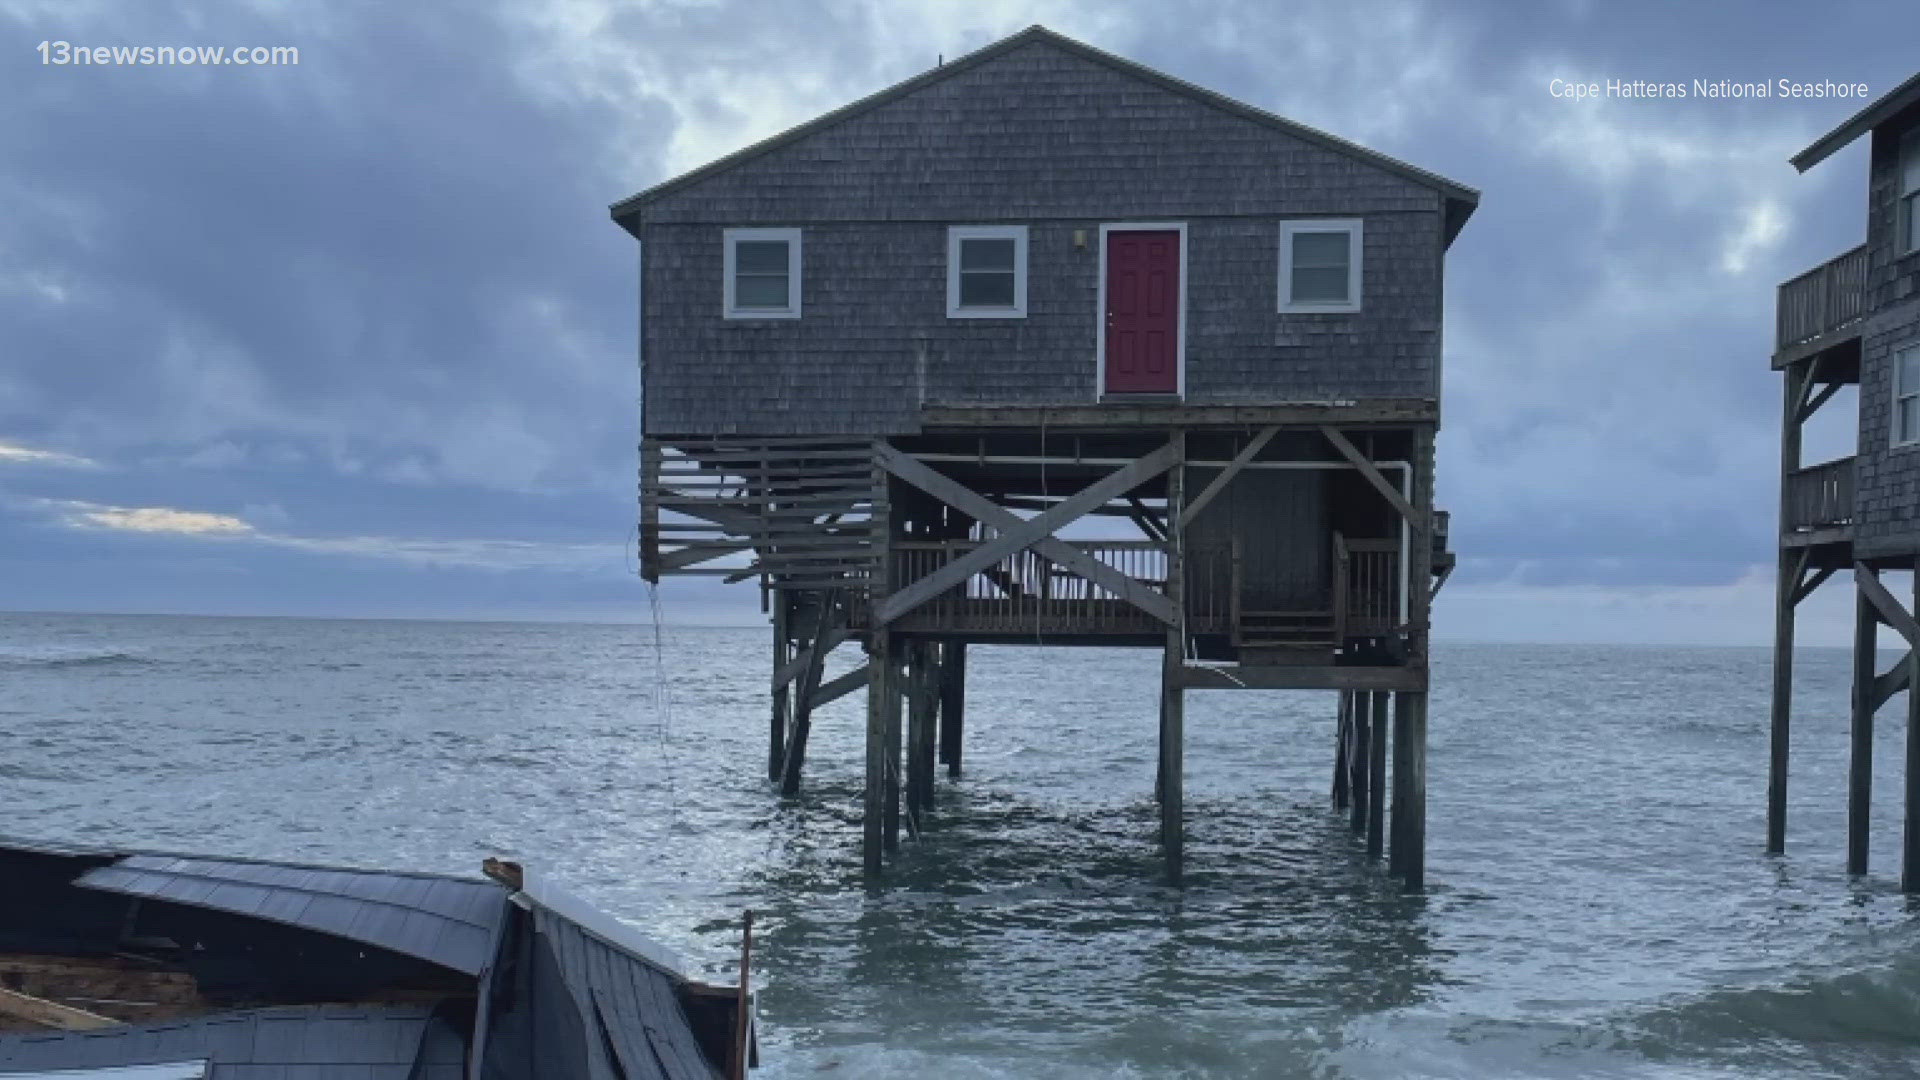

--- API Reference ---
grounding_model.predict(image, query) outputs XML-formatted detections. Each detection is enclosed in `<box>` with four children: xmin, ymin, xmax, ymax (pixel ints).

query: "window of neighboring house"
<box><xmin>1901</xmin><ymin>128</ymin><xmax>1920</xmax><ymax>255</ymax></box>
<box><xmin>1896</xmin><ymin>345</ymin><xmax>1920</xmax><ymax>447</ymax></box>
<box><xmin>1279</xmin><ymin>219</ymin><xmax>1363</xmax><ymax>313</ymax></box>
<box><xmin>723</xmin><ymin>228</ymin><xmax>801</xmax><ymax>319</ymax></box>
<box><xmin>947</xmin><ymin>225</ymin><xmax>1028</xmax><ymax>318</ymax></box>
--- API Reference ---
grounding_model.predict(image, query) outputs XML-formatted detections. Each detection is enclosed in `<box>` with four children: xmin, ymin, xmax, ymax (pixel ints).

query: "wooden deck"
<box><xmin>1774</xmin><ymin>243</ymin><xmax>1868</xmax><ymax>365</ymax></box>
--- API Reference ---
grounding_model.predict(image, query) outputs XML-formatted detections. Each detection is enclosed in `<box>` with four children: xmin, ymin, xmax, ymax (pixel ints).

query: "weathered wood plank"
<box><xmin>1177</xmin><ymin>664</ymin><xmax>1427</xmax><ymax>691</ymax></box>
<box><xmin>0</xmin><ymin>985</ymin><xmax>119</xmax><ymax>1030</ymax></box>
<box><xmin>809</xmin><ymin>663</ymin><xmax>870</xmax><ymax>710</ymax></box>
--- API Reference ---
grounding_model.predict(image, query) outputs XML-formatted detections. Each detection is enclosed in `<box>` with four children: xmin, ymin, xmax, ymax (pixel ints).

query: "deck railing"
<box><xmin>889</xmin><ymin>539</ymin><xmax>1187</xmax><ymax>634</ymax></box>
<box><xmin>1784</xmin><ymin>455</ymin><xmax>1856</xmax><ymax>532</ymax></box>
<box><xmin>1777</xmin><ymin>243</ymin><xmax>1869</xmax><ymax>350</ymax></box>
<box><xmin>1339</xmin><ymin>537</ymin><xmax>1401</xmax><ymax>637</ymax></box>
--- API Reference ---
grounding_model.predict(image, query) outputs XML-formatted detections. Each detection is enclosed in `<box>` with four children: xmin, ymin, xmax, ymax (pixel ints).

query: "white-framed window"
<box><xmin>1899</xmin><ymin>128</ymin><xmax>1919</xmax><ymax>255</ymax></box>
<box><xmin>946</xmin><ymin>225</ymin><xmax>1028</xmax><ymax>318</ymax></box>
<box><xmin>723</xmin><ymin>228</ymin><xmax>801</xmax><ymax>319</ymax></box>
<box><xmin>1278</xmin><ymin>219</ymin><xmax>1363</xmax><ymax>313</ymax></box>
<box><xmin>1896</xmin><ymin>345</ymin><xmax>1920</xmax><ymax>448</ymax></box>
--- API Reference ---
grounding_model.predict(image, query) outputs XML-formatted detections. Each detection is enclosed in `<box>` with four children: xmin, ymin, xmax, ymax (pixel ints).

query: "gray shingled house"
<box><xmin>612</xmin><ymin>26</ymin><xmax>1477</xmax><ymax>888</ymax></box>
<box><xmin>1768</xmin><ymin>70</ymin><xmax>1920</xmax><ymax>890</ymax></box>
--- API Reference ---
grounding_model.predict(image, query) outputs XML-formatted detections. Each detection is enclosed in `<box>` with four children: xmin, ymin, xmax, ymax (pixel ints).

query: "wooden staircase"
<box><xmin>1234</xmin><ymin>609</ymin><xmax>1337</xmax><ymax>664</ymax></box>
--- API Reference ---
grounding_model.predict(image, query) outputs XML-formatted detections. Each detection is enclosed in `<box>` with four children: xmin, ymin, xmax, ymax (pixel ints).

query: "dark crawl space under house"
<box><xmin>614</xmin><ymin>26</ymin><xmax>1476</xmax><ymax>888</ymax></box>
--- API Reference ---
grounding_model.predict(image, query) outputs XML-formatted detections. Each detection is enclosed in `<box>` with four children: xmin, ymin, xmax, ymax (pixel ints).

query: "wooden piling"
<box><xmin>1769</xmin><ymin>365</ymin><xmax>1803</xmax><ymax>854</ymax></box>
<box><xmin>939</xmin><ymin>641</ymin><xmax>966</xmax><ymax>777</ymax></box>
<box><xmin>1162</xmin><ymin>433</ymin><xmax>1186</xmax><ymax>882</ymax></box>
<box><xmin>908</xmin><ymin>640</ymin><xmax>937</xmax><ymax>814</ymax></box>
<box><xmin>1769</xmin><ymin>548</ymin><xmax>1796</xmax><ymax>855</ymax></box>
<box><xmin>864</xmin><ymin>631</ymin><xmax>893</xmax><ymax>877</ymax></box>
<box><xmin>1389</xmin><ymin>690</ymin><xmax>1412</xmax><ymax>879</ymax></box>
<box><xmin>779</xmin><ymin>589</ymin><xmax>838</xmax><ymax>797</ymax></box>
<box><xmin>1332</xmin><ymin>691</ymin><xmax>1351</xmax><ymax>811</ymax></box>
<box><xmin>884</xmin><ymin>648</ymin><xmax>904</xmax><ymax>853</ymax></box>
<box><xmin>1349</xmin><ymin>691</ymin><xmax>1371</xmax><ymax>834</ymax></box>
<box><xmin>1401</xmin><ymin>691</ymin><xmax>1427</xmax><ymax>891</ymax></box>
<box><xmin>1850</xmin><ymin>580</ymin><xmax>1875</xmax><ymax>876</ymax></box>
<box><xmin>1907</xmin><ymin>568</ymin><xmax>1920</xmax><ymax>893</ymax></box>
<box><xmin>1367</xmin><ymin>689</ymin><xmax>1387</xmax><ymax>860</ymax></box>
<box><xmin>770</xmin><ymin>591</ymin><xmax>789</xmax><ymax>782</ymax></box>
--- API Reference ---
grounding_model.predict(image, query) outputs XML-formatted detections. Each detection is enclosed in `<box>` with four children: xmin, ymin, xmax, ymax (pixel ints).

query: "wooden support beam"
<box><xmin>1162</xmin><ymin>431</ymin><xmax>1186</xmax><ymax>883</ymax></box>
<box><xmin>1178</xmin><ymin>425</ymin><xmax>1277</xmax><ymax>527</ymax></box>
<box><xmin>1389</xmin><ymin>691</ymin><xmax>1412</xmax><ymax>878</ymax></box>
<box><xmin>1367</xmin><ymin>690</ymin><xmax>1388</xmax><ymax>860</ymax></box>
<box><xmin>1798</xmin><ymin>378</ymin><xmax>1844</xmax><ymax>424</ymax></box>
<box><xmin>1429</xmin><ymin>558</ymin><xmax>1455</xmax><ymax>600</ymax></box>
<box><xmin>1332</xmin><ymin>692</ymin><xmax>1351</xmax><ymax>811</ymax></box>
<box><xmin>1793</xmin><ymin>565</ymin><xmax>1837</xmax><ymax>606</ymax></box>
<box><xmin>0</xmin><ymin>985</ymin><xmax>118</xmax><ymax>1030</ymax></box>
<box><xmin>1850</xmin><ymin>584</ymin><xmax>1876</xmax><ymax>876</ymax></box>
<box><xmin>658</xmin><ymin>541</ymin><xmax>754</xmax><ymax>572</ymax></box>
<box><xmin>1402</xmin><ymin>692</ymin><xmax>1428</xmax><ymax>891</ymax></box>
<box><xmin>1870</xmin><ymin>652</ymin><xmax>1913</xmax><ymax>712</ymax></box>
<box><xmin>906</xmin><ymin>642</ymin><xmax>936</xmax><ymax>815</ymax></box>
<box><xmin>780</xmin><ymin>590</ymin><xmax>841</xmax><ymax>796</ymax></box>
<box><xmin>939</xmin><ymin>641</ymin><xmax>966</xmax><ymax>777</ymax></box>
<box><xmin>1319</xmin><ymin>426</ymin><xmax>1416</xmax><ymax>524</ymax></box>
<box><xmin>884</xmin><ymin>650</ymin><xmax>904</xmax><ymax>853</ymax></box>
<box><xmin>1176</xmin><ymin>664</ymin><xmax>1427</xmax><ymax>692</ymax></box>
<box><xmin>874</xmin><ymin>443</ymin><xmax>1179</xmax><ymax>626</ymax></box>
<box><xmin>1769</xmin><ymin>548</ymin><xmax>1796</xmax><ymax>854</ymax></box>
<box><xmin>1909</xmin><ymin>567</ymin><xmax>1920</xmax><ymax>894</ymax></box>
<box><xmin>769</xmin><ymin>593</ymin><xmax>789</xmax><ymax>782</ymax></box>
<box><xmin>1350</xmin><ymin>691</ymin><xmax>1371</xmax><ymax>835</ymax></box>
<box><xmin>1127</xmin><ymin>496</ymin><xmax>1168</xmax><ymax>543</ymax></box>
<box><xmin>864</xmin><ymin>632</ymin><xmax>893</xmax><ymax>877</ymax></box>
<box><xmin>1857</xmin><ymin>564</ymin><xmax>1920</xmax><ymax>647</ymax></box>
<box><xmin>809</xmin><ymin>663</ymin><xmax>869</xmax><ymax>710</ymax></box>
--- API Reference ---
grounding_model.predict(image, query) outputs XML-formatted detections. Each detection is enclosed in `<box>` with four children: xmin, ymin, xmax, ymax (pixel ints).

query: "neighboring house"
<box><xmin>1768</xmin><ymin>71</ymin><xmax>1920</xmax><ymax>889</ymax></box>
<box><xmin>612</xmin><ymin>26</ymin><xmax>1476</xmax><ymax>888</ymax></box>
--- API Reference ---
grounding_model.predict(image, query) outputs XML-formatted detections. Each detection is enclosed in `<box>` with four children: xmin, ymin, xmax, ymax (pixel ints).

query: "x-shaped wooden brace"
<box><xmin>873</xmin><ymin>442</ymin><xmax>1180</xmax><ymax>626</ymax></box>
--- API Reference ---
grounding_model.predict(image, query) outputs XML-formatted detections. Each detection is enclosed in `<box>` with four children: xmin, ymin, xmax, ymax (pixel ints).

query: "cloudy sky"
<box><xmin>0</xmin><ymin>0</ymin><xmax>1909</xmax><ymax>642</ymax></box>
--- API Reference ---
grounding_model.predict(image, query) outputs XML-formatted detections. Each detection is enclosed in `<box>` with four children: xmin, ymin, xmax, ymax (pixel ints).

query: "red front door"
<box><xmin>1103</xmin><ymin>230</ymin><xmax>1181</xmax><ymax>394</ymax></box>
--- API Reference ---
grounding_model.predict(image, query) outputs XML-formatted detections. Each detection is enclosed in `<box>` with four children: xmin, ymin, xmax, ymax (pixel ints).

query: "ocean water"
<box><xmin>3</xmin><ymin>611</ymin><xmax>1920</xmax><ymax>1078</ymax></box>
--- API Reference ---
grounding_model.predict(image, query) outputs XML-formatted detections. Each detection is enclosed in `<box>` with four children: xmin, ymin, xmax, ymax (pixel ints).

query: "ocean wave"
<box><xmin>0</xmin><ymin>647</ymin><xmax>153</xmax><ymax>669</ymax></box>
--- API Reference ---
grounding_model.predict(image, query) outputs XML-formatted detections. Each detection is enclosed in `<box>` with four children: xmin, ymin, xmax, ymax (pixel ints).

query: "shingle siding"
<box><xmin>1853</xmin><ymin>295</ymin><xmax>1920</xmax><ymax>555</ymax></box>
<box><xmin>1847</xmin><ymin>107</ymin><xmax>1920</xmax><ymax>558</ymax></box>
<box><xmin>634</xmin><ymin>39</ymin><xmax>1448</xmax><ymax>437</ymax></box>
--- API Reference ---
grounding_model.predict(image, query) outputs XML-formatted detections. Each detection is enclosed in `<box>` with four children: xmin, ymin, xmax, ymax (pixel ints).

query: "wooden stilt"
<box><xmin>1162</xmin><ymin>434</ymin><xmax>1186</xmax><ymax>883</ymax></box>
<box><xmin>779</xmin><ymin>589</ymin><xmax>839</xmax><ymax>796</ymax></box>
<box><xmin>1769</xmin><ymin>363</ymin><xmax>1804</xmax><ymax>854</ymax></box>
<box><xmin>1332</xmin><ymin>692</ymin><xmax>1351</xmax><ymax>811</ymax></box>
<box><xmin>769</xmin><ymin>591</ymin><xmax>789</xmax><ymax>782</ymax></box>
<box><xmin>1850</xmin><ymin>579</ymin><xmax>1876</xmax><ymax>876</ymax></box>
<box><xmin>1160</xmin><ymin>639</ymin><xmax>1184</xmax><ymax>881</ymax></box>
<box><xmin>1349</xmin><ymin>691</ymin><xmax>1370</xmax><ymax>834</ymax></box>
<box><xmin>939</xmin><ymin>641</ymin><xmax>966</xmax><ymax>777</ymax></box>
<box><xmin>1401</xmin><ymin>691</ymin><xmax>1428</xmax><ymax>891</ymax></box>
<box><xmin>1769</xmin><ymin>548</ymin><xmax>1797</xmax><ymax>854</ymax></box>
<box><xmin>908</xmin><ymin>640</ymin><xmax>937</xmax><ymax>814</ymax></box>
<box><xmin>864</xmin><ymin>631</ymin><xmax>892</xmax><ymax>877</ymax></box>
<box><xmin>1367</xmin><ymin>688</ymin><xmax>1387</xmax><ymax>860</ymax></box>
<box><xmin>1389</xmin><ymin>690</ymin><xmax>1412</xmax><ymax>878</ymax></box>
<box><xmin>884</xmin><ymin>646</ymin><xmax>904</xmax><ymax>853</ymax></box>
<box><xmin>1906</xmin><ymin>567</ymin><xmax>1920</xmax><ymax>893</ymax></box>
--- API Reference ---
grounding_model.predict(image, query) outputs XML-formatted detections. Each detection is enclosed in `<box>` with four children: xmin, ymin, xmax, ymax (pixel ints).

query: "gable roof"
<box><xmin>1792</xmin><ymin>69</ymin><xmax>1920</xmax><ymax>173</ymax></box>
<box><xmin>610</xmin><ymin>25</ymin><xmax>1478</xmax><ymax>242</ymax></box>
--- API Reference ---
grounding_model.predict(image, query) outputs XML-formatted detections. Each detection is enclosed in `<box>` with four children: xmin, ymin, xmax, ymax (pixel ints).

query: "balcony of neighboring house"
<box><xmin>1783</xmin><ymin>454</ymin><xmax>1857</xmax><ymax>543</ymax></box>
<box><xmin>1775</xmin><ymin>243</ymin><xmax>1870</xmax><ymax>366</ymax></box>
